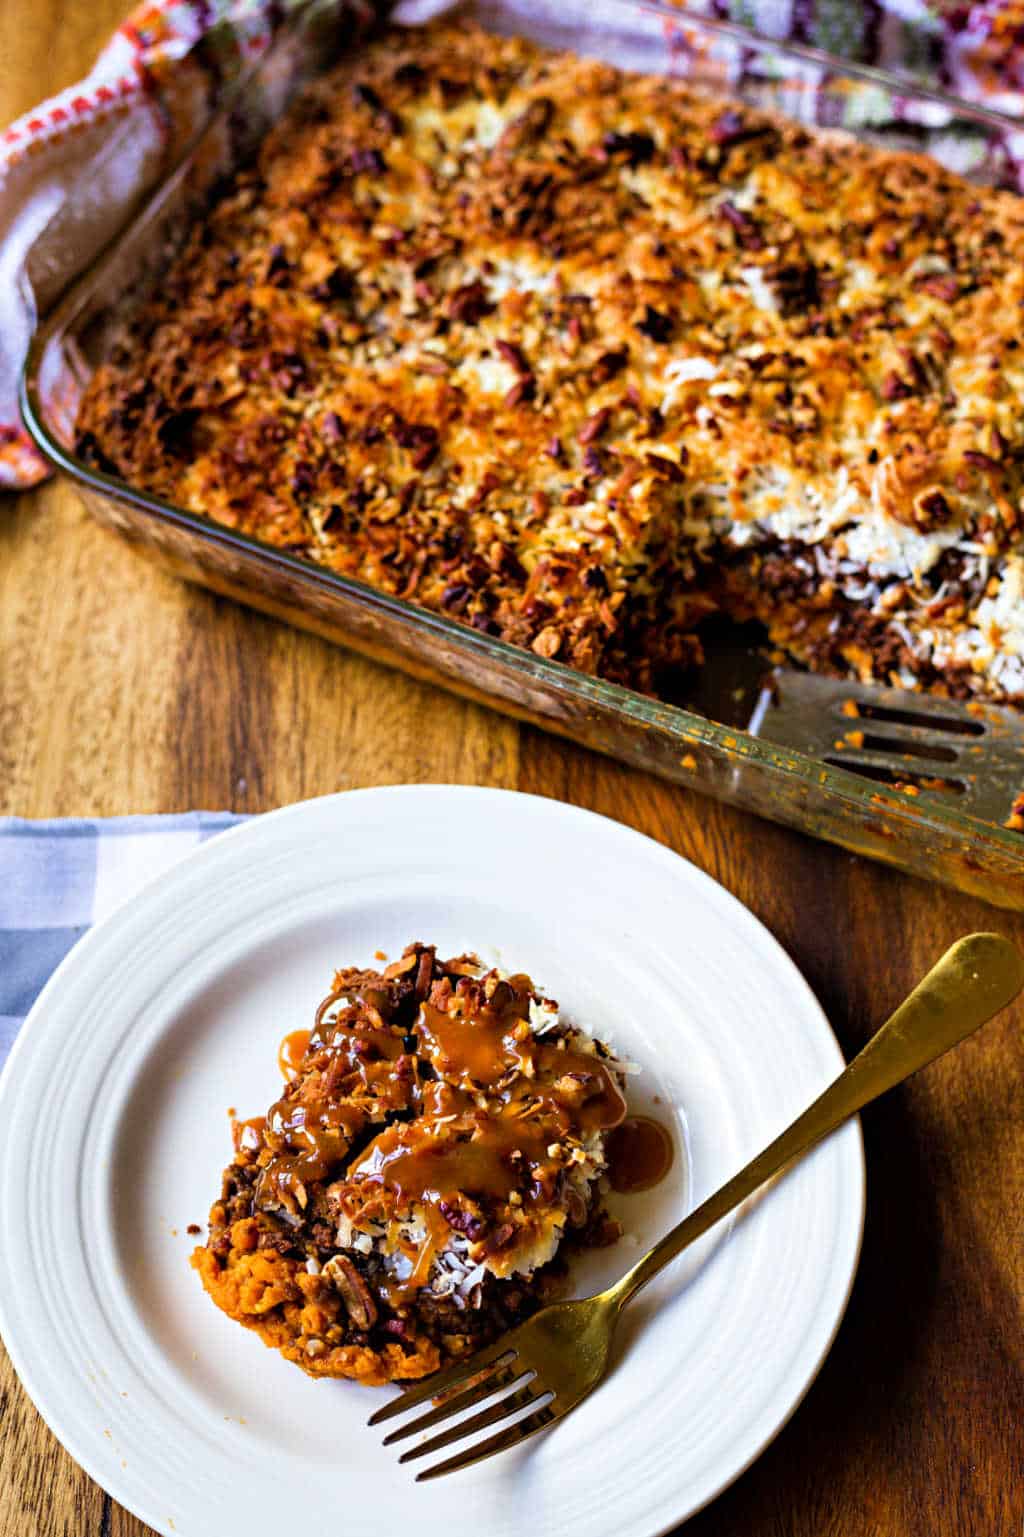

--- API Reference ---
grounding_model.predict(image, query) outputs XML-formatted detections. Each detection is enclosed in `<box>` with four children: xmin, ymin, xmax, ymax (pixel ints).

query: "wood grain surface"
<box><xmin>1</xmin><ymin>9</ymin><xmax>1022</xmax><ymax>1534</ymax></box>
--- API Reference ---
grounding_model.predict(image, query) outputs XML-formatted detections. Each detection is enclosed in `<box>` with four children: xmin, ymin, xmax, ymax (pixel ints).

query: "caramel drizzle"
<box><xmin>350</xmin><ymin>986</ymin><xmax>626</xmax><ymax>1210</ymax></box>
<box><xmin>278</xmin><ymin>1029</ymin><xmax>311</xmax><ymax>1080</ymax></box>
<box><xmin>604</xmin><ymin>1115</ymin><xmax>674</xmax><ymax>1193</ymax></box>
<box><xmin>256</xmin><ymin>990</ymin><xmax>411</xmax><ymax>1212</ymax></box>
<box><xmin>254</xmin><ymin>970</ymin><xmax>627</xmax><ymax>1268</ymax></box>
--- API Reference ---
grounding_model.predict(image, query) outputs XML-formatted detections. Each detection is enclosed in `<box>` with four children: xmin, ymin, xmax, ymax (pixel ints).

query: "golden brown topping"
<box><xmin>80</xmin><ymin>19</ymin><xmax>1024</xmax><ymax>709</ymax></box>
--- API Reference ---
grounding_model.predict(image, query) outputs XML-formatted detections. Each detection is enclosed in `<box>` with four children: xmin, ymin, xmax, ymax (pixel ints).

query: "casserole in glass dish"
<box><xmin>22</xmin><ymin>0</ymin><xmax>1024</xmax><ymax>907</ymax></box>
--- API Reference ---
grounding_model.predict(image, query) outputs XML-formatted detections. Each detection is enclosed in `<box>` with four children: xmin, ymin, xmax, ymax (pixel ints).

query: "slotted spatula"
<box><xmin>751</xmin><ymin>669</ymin><xmax>1024</xmax><ymax>824</ymax></box>
<box><xmin>681</xmin><ymin>636</ymin><xmax>1024</xmax><ymax>825</ymax></box>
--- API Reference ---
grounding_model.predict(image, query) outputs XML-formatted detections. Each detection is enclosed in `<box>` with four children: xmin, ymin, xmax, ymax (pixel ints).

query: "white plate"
<box><xmin>0</xmin><ymin>787</ymin><xmax>863</xmax><ymax>1537</ymax></box>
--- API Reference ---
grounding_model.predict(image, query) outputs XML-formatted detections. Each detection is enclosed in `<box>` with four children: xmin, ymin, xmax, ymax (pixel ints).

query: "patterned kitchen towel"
<box><xmin>5</xmin><ymin>0</ymin><xmax>1024</xmax><ymax>491</ymax></box>
<box><xmin>0</xmin><ymin>0</ymin><xmax>386</xmax><ymax>491</ymax></box>
<box><xmin>0</xmin><ymin>813</ymin><xmax>245</xmax><ymax>1068</ymax></box>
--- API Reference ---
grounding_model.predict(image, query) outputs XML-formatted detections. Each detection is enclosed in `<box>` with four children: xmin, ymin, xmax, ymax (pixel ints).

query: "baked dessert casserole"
<box><xmin>191</xmin><ymin>944</ymin><xmax>628</xmax><ymax>1384</ymax></box>
<box><xmin>77</xmin><ymin>19</ymin><xmax>1024</xmax><ymax>705</ymax></box>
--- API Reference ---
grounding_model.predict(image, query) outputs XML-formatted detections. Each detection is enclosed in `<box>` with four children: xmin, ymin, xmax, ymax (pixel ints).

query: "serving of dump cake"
<box><xmin>77</xmin><ymin>19</ymin><xmax>1024</xmax><ymax>705</ymax></box>
<box><xmin>191</xmin><ymin>944</ymin><xmax>628</xmax><ymax>1384</ymax></box>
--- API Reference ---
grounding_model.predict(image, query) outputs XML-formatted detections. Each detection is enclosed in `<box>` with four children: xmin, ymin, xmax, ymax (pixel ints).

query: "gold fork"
<box><xmin>369</xmin><ymin>932</ymin><xmax>1024</xmax><ymax>1479</ymax></box>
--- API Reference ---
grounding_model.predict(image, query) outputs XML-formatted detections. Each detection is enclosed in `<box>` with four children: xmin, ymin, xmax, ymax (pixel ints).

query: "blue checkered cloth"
<box><xmin>0</xmin><ymin>814</ymin><xmax>245</xmax><ymax>1069</ymax></box>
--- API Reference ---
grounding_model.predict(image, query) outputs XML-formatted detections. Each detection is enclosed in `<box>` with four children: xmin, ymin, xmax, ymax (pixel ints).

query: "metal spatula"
<box><xmin>681</xmin><ymin>634</ymin><xmax>1024</xmax><ymax>825</ymax></box>
<box><xmin>751</xmin><ymin>669</ymin><xmax>1024</xmax><ymax>824</ymax></box>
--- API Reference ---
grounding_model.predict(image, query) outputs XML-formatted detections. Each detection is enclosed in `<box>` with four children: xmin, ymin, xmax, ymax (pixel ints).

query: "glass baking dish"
<box><xmin>22</xmin><ymin>0</ymin><xmax>1024</xmax><ymax>908</ymax></box>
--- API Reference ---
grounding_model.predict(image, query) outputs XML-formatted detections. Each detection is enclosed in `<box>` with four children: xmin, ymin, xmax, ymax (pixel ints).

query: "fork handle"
<box><xmin>604</xmin><ymin>933</ymin><xmax>1023</xmax><ymax>1311</ymax></box>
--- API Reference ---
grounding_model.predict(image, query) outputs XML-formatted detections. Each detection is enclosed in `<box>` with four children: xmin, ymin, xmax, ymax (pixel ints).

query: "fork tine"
<box><xmin>382</xmin><ymin>1363</ymin><xmax>524</xmax><ymax>1446</ymax></box>
<box><xmin>398</xmin><ymin>1379</ymin><xmax>539</xmax><ymax>1463</ymax></box>
<box><xmin>414</xmin><ymin>1400</ymin><xmax>559</xmax><ymax>1481</ymax></box>
<box><xmin>366</xmin><ymin>1344</ymin><xmax>517</xmax><ymax>1428</ymax></box>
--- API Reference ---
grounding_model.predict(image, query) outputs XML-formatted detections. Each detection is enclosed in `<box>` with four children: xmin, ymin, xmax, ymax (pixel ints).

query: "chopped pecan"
<box><xmin>552</xmin><ymin>1073</ymin><xmax>590</xmax><ymax>1106</ymax></box>
<box><xmin>882</xmin><ymin>372</ymin><xmax>915</xmax><ymax>402</ymax></box>
<box><xmin>323</xmin><ymin>1255</ymin><xmax>378</xmax><ymax>1330</ymax></box>
<box><xmin>483</xmin><ymin>975</ymin><xmax>513</xmax><ymax>1005</ymax></box>
<box><xmin>498</xmin><ymin>96</ymin><xmax>554</xmax><ymax>151</ymax></box>
<box><xmin>491</xmin><ymin>542</ymin><xmax>526</xmax><ymax>581</ymax></box>
<box><xmin>438</xmin><ymin>1200</ymin><xmax>486</xmax><ymax>1242</ymax></box>
<box><xmin>578</xmin><ymin>407</ymin><xmax>612</xmax><ymax>444</ymax></box>
<box><xmin>447</xmin><ymin>281</ymin><xmax>493</xmax><ymax>325</ymax></box>
<box><xmin>720</xmin><ymin>200</ymin><xmax>764</xmax><ymax>250</ymax></box>
<box><xmin>709</xmin><ymin>110</ymin><xmax>773</xmax><ymax>149</ymax></box>
<box><xmin>485</xmin><ymin>1223</ymin><xmax>517</xmax><ymax>1255</ymax></box>
<box><xmin>504</xmin><ymin>377</ymin><xmax>536</xmax><ymax>408</ymax></box>
<box><xmin>915</xmin><ymin>273</ymin><xmax>959</xmax><ymax>302</ymax></box>
<box><xmin>414</xmin><ymin>948</ymin><xmax>434</xmax><ymax>1000</ymax></box>
<box><xmin>311</xmin><ymin>1221</ymin><xmax>334</xmax><ymax>1250</ymax></box>
<box><xmin>591</xmin><ymin>348</ymin><xmax>628</xmax><ymax>383</ymax></box>
<box><xmin>441</xmin><ymin>582</ymin><xmax>472</xmax><ymax>613</ymax></box>
<box><xmin>470</xmin><ymin>614</ymin><xmax>500</xmax><ymax>636</ymax></box>
<box><xmin>645</xmin><ymin>451</ymin><xmax>686</xmax><ymax>482</ymax></box>
<box><xmin>382</xmin><ymin>953</ymin><xmax>418</xmax><ymax>981</ymax></box>
<box><xmin>290</xmin><ymin>461</ymin><xmax>315</xmax><ymax>497</ymax></box>
<box><xmin>393</xmin><ymin>1053</ymin><xmax>415</xmax><ymax>1082</ymax></box>
<box><xmin>974</xmin><ymin>424</ymin><xmax>1006</xmax><ymax>461</ymax></box>
<box><xmin>602</xmin><ymin>130</ymin><xmax>655</xmax><ymax>165</ymax></box>
<box><xmin>395</xmin><ymin>420</ymin><xmax>439</xmax><ymax>470</ymax></box>
<box><xmin>496</xmin><ymin>339</ymin><xmax>531</xmax><ymax>374</ymax></box>
<box><xmin>964</xmin><ymin>451</ymin><xmax>1003</xmax><ymax>473</ymax></box>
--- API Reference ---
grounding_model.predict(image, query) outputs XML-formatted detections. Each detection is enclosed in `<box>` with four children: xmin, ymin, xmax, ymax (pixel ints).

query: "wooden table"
<box><xmin>2</xmin><ymin>9</ymin><xmax>1023</xmax><ymax>1533</ymax></box>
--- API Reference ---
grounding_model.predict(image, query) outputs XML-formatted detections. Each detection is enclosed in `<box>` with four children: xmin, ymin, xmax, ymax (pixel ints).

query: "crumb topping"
<box><xmin>77</xmin><ymin>19</ymin><xmax>1024</xmax><ymax>704</ymax></box>
<box><xmin>191</xmin><ymin>942</ymin><xmax>626</xmax><ymax>1384</ymax></box>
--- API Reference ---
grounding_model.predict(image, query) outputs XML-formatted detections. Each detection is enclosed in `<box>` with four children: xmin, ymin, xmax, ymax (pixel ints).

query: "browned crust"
<box><xmin>76</xmin><ymin>19</ymin><xmax>1024</xmax><ymax>703</ymax></box>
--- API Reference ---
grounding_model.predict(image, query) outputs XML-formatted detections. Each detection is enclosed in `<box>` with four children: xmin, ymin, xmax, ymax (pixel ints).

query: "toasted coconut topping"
<box><xmin>77</xmin><ymin>19</ymin><xmax>1024</xmax><ymax>709</ymax></box>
